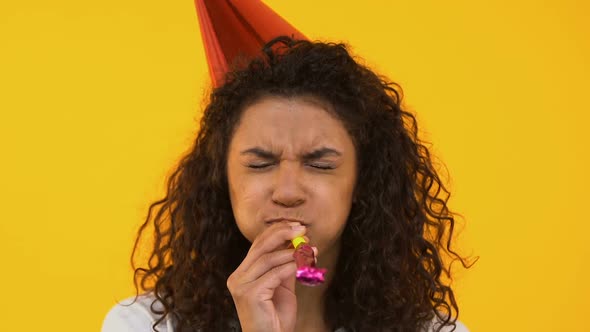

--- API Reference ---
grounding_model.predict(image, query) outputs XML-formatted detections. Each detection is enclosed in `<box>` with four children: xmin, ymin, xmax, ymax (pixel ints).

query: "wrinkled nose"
<box><xmin>271</xmin><ymin>162</ymin><xmax>305</xmax><ymax>207</ymax></box>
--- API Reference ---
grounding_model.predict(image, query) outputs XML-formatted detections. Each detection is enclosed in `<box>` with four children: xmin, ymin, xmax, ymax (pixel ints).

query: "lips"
<box><xmin>265</xmin><ymin>218</ymin><xmax>307</xmax><ymax>226</ymax></box>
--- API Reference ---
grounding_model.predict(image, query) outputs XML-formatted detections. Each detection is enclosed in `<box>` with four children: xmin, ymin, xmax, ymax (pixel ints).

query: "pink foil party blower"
<box><xmin>291</xmin><ymin>236</ymin><xmax>327</xmax><ymax>286</ymax></box>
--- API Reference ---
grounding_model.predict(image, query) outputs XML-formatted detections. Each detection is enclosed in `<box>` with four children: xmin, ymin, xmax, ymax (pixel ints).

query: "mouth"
<box><xmin>265</xmin><ymin>218</ymin><xmax>308</xmax><ymax>226</ymax></box>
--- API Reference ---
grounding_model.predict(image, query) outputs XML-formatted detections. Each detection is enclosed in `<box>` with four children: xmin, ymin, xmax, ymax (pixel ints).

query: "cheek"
<box><xmin>312</xmin><ymin>181</ymin><xmax>355</xmax><ymax>235</ymax></box>
<box><xmin>232</xmin><ymin>176</ymin><xmax>268</xmax><ymax>207</ymax></box>
<box><xmin>229</xmin><ymin>177</ymin><xmax>268</xmax><ymax>241</ymax></box>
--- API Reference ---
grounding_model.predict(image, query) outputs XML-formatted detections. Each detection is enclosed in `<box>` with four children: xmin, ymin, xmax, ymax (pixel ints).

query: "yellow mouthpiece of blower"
<box><xmin>291</xmin><ymin>236</ymin><xmax>306</xmax><ymax>249</ymax></box>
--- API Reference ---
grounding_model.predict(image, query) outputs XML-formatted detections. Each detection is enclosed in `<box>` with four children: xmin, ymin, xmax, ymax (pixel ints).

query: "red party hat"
<box><xmin>194</xmin><ymin>0</ymin><xmax>307</xmax><ymax>87</ymax></box>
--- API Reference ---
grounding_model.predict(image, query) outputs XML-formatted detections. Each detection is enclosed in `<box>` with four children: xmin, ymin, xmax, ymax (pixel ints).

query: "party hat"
<box><xmin>194</xmin><ymin>0</ymin><xmax>307</xmax><ymax>87</ymax></box>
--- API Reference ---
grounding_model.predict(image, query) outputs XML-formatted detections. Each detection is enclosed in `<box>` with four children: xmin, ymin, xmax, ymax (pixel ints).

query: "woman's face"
<box><xmin>227</xmin><ymin>95</ymin><xmax>357</xmax><ymax>260</ymax></box>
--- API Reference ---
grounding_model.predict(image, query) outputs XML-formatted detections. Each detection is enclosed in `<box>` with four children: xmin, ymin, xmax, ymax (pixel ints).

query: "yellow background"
<box><xmin>1</xmin><ymin>0</ymin><xmax>588</xmax><ymax>331</ymax></box>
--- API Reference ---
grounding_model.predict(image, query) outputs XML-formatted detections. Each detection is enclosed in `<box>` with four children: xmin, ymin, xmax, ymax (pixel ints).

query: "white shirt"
<box><xmin>101</xmin><ymin>293</ymin><xmax>469</xmax><ymax>332</ymax></box>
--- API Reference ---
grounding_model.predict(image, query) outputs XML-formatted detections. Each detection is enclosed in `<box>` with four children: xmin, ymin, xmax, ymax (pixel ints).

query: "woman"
<box><xmin>102</xmin><ymin>36</ymin><xmax>471</xmax><ymax>332</ymax></box>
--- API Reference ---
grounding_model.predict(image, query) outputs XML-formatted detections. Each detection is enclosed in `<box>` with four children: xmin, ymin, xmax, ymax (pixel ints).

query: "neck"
<box><xmin>294</xmin><ymin>240</ymin><xmax>340</xmax><ymax>332</ymax></box>
<box><xmin>295</xmin><ymin>283</ymin><xmax>328</xmax><ymax>332</ymax></box>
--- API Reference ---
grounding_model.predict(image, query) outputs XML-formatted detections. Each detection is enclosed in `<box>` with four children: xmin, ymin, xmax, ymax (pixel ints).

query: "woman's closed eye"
<box><xmin>305</xmin><ymin>163</ymin><xmax>335</xmax><ymax>170</ymax></box>
<box><xmin>247</xmin><ymin>163</ymin><xmax>274</xmax><ymax>169</ymax></box>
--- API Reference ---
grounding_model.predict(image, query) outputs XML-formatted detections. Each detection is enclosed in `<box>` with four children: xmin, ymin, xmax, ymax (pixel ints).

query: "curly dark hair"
<box><xmin>131</xmin><ymin>36</ymin><xmax>473</xmax><ymax>332</ymax></box>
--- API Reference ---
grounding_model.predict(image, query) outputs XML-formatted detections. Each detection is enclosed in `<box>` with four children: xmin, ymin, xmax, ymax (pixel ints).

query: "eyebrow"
<box><xmin>240</xmin><ymin>147</ymin><xmax>342</xmax><ymax>160</ymax></box>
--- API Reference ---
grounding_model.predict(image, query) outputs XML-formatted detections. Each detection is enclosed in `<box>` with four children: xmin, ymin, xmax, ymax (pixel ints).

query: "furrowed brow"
<box><xmin>239</xmin><ymin>147</ymin><xmax>342</xmax><ymax>160</ymax></box>
<box><xmin>302</xmin><ymin>147</ymin><xmax>342</xmax><ymax>160</ymax></box>
<box><xmin>240</xmin><ymin>147</ymin><xmax>276</xmax><ymax>159</ymax></box>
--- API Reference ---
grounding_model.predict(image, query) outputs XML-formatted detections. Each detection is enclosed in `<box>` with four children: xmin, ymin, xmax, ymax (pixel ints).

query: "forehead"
<box><xmin>230</xmin><ymin>96</ymin><xmax>353</xmax><ymax>154</ymax></box>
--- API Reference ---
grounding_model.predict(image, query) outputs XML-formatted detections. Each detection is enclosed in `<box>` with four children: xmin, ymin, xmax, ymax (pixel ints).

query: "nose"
<box><xmin>271</xmin><ymin>161</ymin><xmax>306</xmax><ymax>207</ymax></box>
